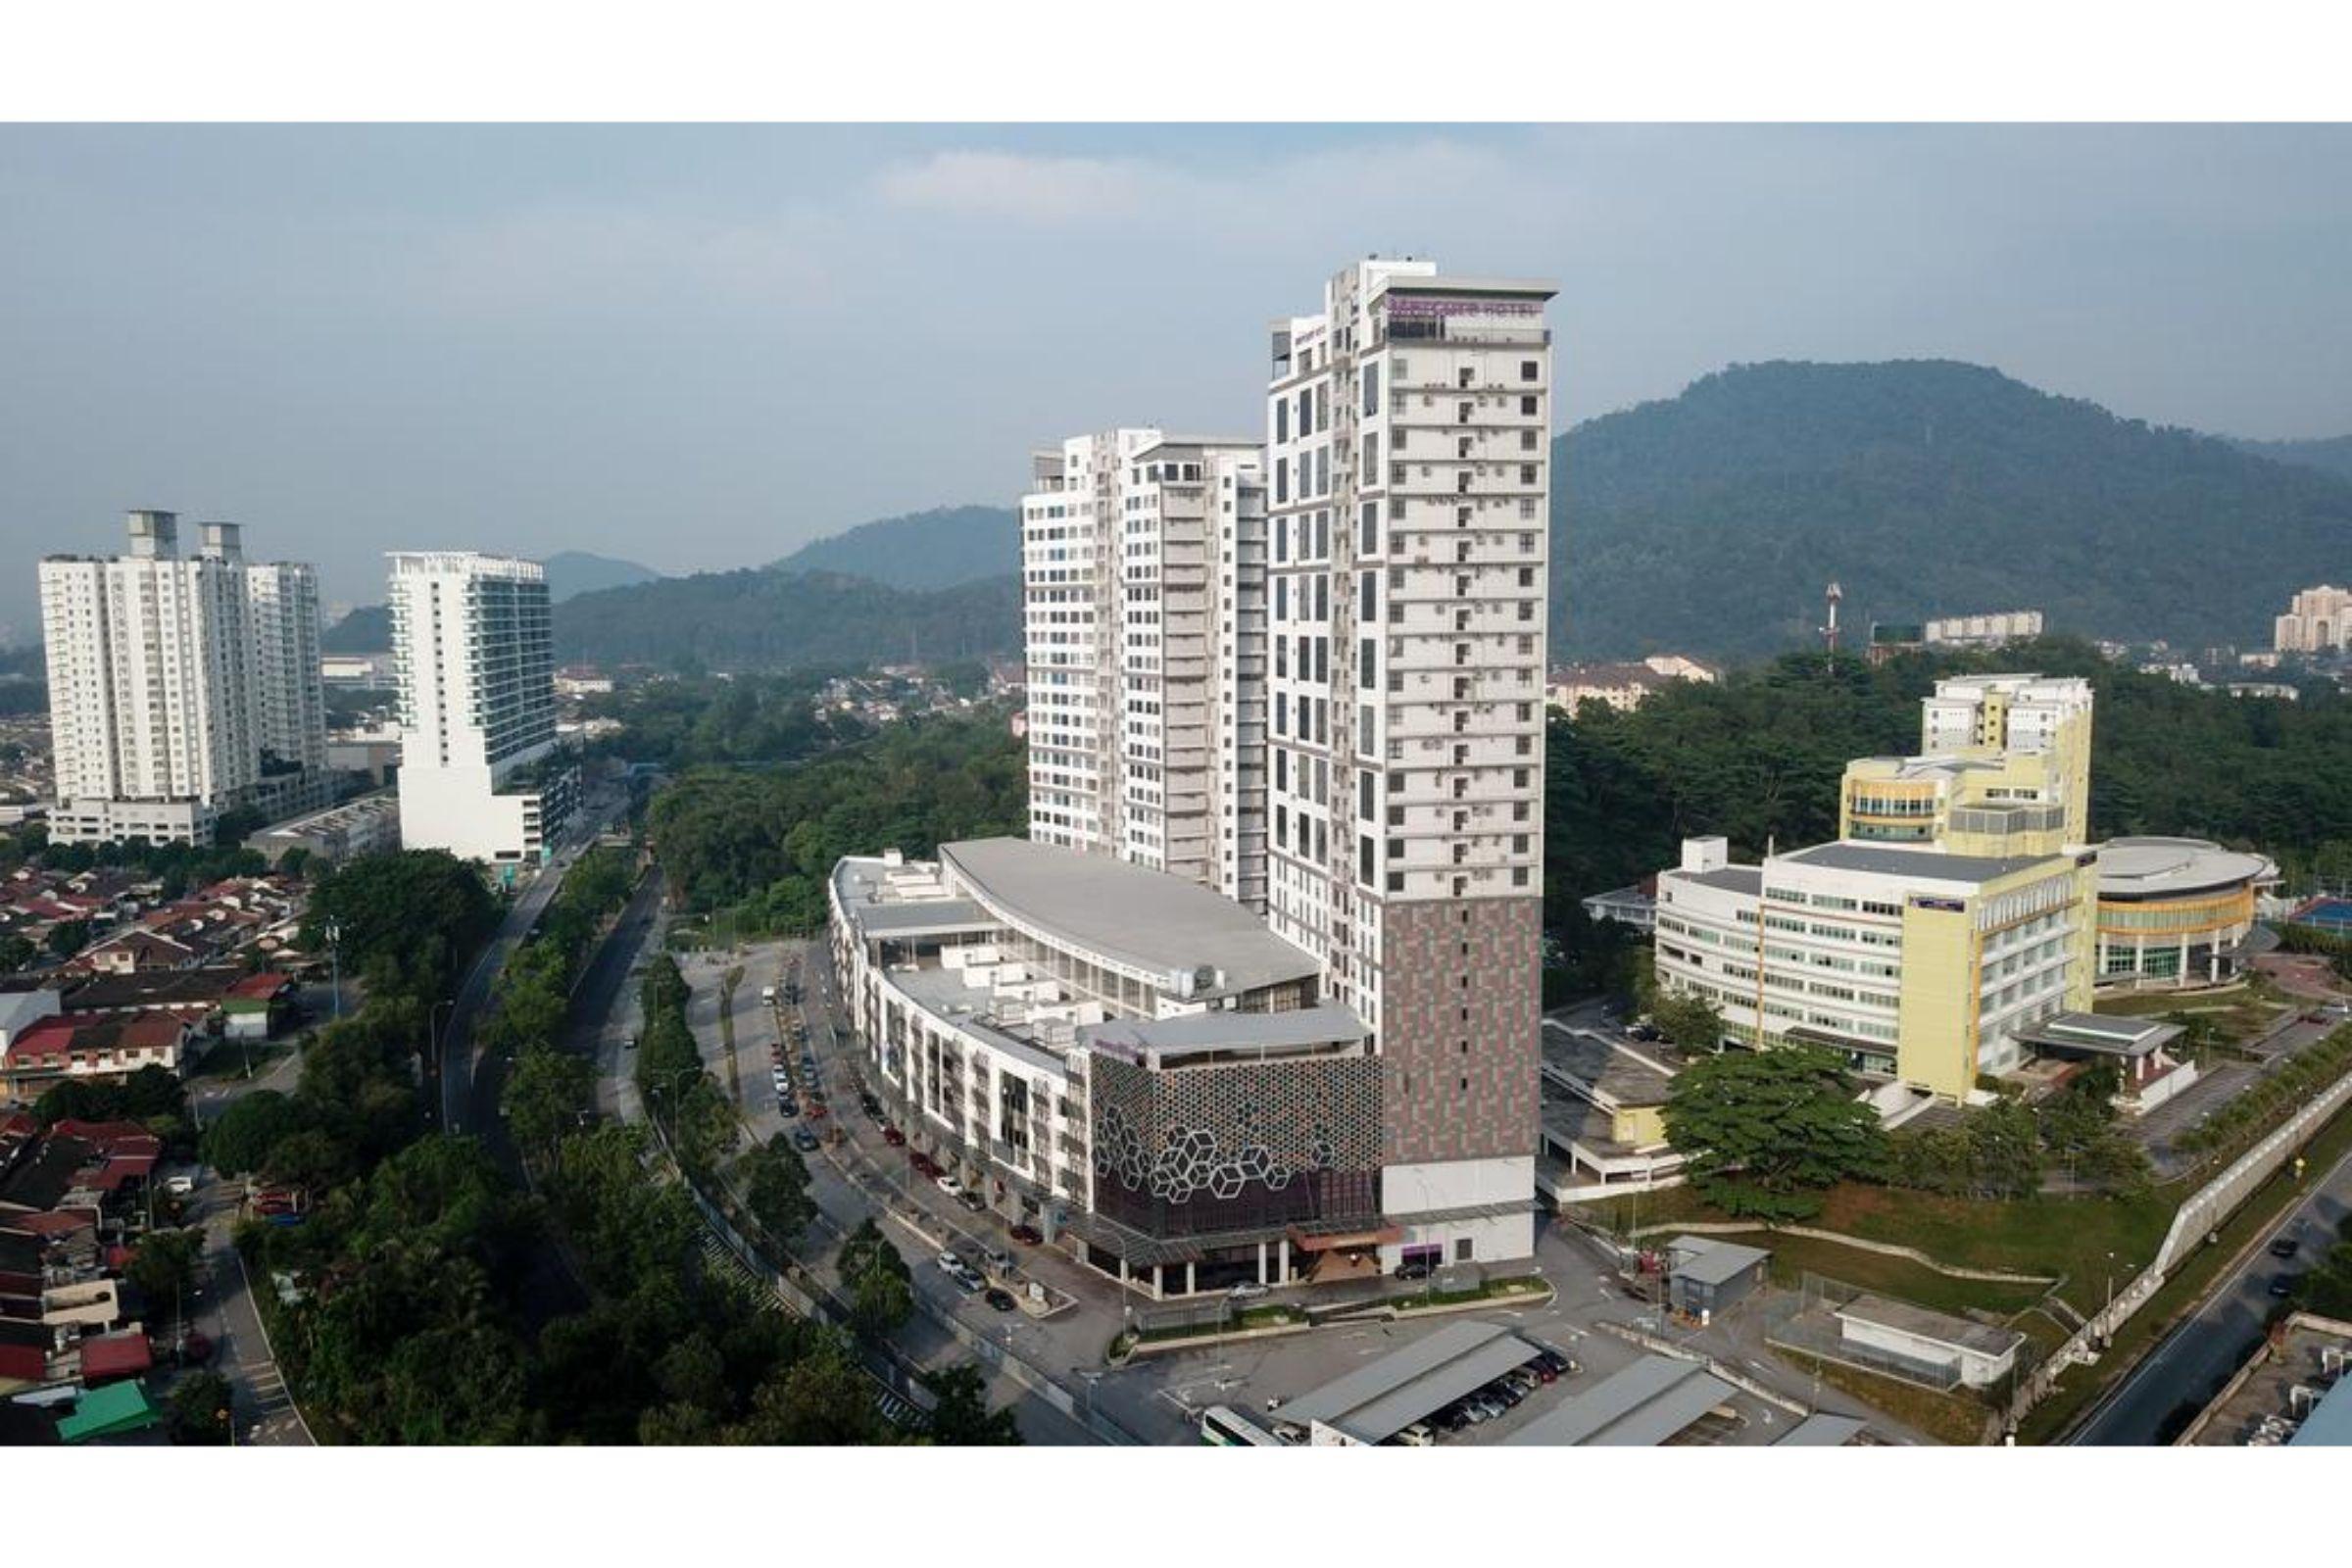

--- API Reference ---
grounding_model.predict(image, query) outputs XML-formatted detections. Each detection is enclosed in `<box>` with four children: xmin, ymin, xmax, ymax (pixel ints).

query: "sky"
<box><xmin>2</xmin><ymin>122</ymin><xmax>2347</xmax><ymax>633</ymax></box>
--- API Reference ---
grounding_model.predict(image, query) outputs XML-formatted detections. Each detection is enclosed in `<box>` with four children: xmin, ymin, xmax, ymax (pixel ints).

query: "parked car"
<box><xmin>1394</xmin><ymin>1422</ymin><xmax>1435</xmax><ymax>1446</ymax></box>
<box><xmin>936</xmin><ymin>1174</ymin><xmax>966</xmax><ymax>1198</ymax></box>
<box><xmin>2270</xmin><ymin>1274</ymin><xmax>2299</xmax><ymax>1298</ymax></box>
<box><xmin>1008</xmin><ymin>1223</ymin><xmax>1044</xmax><ymax>1246</ymax></box>
<box><xmin>792</xmin><ymin>1128</ymin><xmax>821</xmax><ymax>1152</ymax></box>
<box><xmin>1395</xmin><ymin>1259</ymin><xmax>1432</xmax><ymax>1282</ymax></box>
<box><xmin>1459</xmin><ymin>1398</ymin><xmax>1494</xmax><ymax>1426</ymax></box>
<box><xmin>2271</xmin><ymin>1237</ymin><xmax>2302</xmax><ymax>1259</ymax></box>
<box><xmin>1488</xmin><ymin>1381</ymin><xmax>1524</xmax><ymax>1408</ymax></box>
<box><xmin>984</xmin><ymin>1287</ymin><xmax>1017</xmax><ymax>1313</ymax></box>
<box><xmin>1228</xmin><ymin>1281</ymin><xmax>1270</xmax><ymax>1301</ymax></box>
<box><xmin>1533</xmin><ymin>1348</ymin><xmax>1573</xmax><ymax>1377</ymax></box>
<box><xmin>1504</xmin><ymin>1366</ymin><xmax>1543</xmax><ymax>1395</ymax></box>
<box><xmin>1436</xmin><ymin>1403</ymin><xmax>1473</xmax><ymax>1433</ymax></box>
<box><xmin>858</xmin><ymin>1093</ymin><xmax>884</xmax><ymax>1117</ymax></box>
<box><xmin>882</xmin><ymin>1126</ymin><xmax>906</xmax><ymax>1147</ymax></box>
<box><xmin>805</xmin><ymin>1100</ymin><xmax>829</xmax><ymax>1119</ymax></box>
<box><xmin>163</xmin><ymin>1174</ymin><xmax>197</xmax><ymax>1197</ymax></box>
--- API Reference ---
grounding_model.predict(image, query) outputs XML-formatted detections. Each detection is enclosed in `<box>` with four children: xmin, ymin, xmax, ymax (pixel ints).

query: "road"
<box><xmin>651</xmin><ymin>938</ymin><xmax>1098</xmax><ymax>1445</ymax></box>
<box><xmin>2071</xmin><ymin>1133</ymin><xmax>2352</xmax><ymax>1445</ymax></box>
<box><xmin>187</xmin><ymin>1172</ymin><xmax>312</xmax><ymax>1446</ymax></box>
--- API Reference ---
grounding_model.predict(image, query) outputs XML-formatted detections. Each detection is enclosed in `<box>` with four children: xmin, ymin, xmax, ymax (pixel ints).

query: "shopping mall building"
<box><xmin>829</xmin><ymin>839</ymin><xmax>1524</xmax><ymax>1298</ymax></box>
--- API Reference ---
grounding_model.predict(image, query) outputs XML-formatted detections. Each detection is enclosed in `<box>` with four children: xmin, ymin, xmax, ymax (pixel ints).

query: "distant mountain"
<box><xmin>1554</xmin><ymin>361</ymin><xmax>2352</xmax><ymax>661</ymax></box>
<box><xmin>321</xmin><ymin>604</ymin><xmax>391</xmax><ymax>653</ymax></box>
<box><xmin>2230</xmin><ymin>433</ymin><xmax>2352</xmax><ymax>486</ymax></box>
<box><xmin>770</xmin><ymin>505</ymin><xmax>1018</xmax><ymax>592</ymax></box>
<box><xmin>543</xmin><ymin>550</ymin><xmax>661</xmax><ymax>602</ymax></box>
<box><xmin>552</xmin><ymin>568</ymin><xmax>1018</xmax><ymax>670</ymax></box>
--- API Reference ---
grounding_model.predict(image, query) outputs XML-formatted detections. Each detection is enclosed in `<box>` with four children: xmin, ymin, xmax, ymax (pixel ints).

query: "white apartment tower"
<box><xmin>1021</xmin><ymin>430</ymin><xmax>1269</xmax><ymax>908</ymax></box>
<box><xmin>387</xmin><ymin>552</ymin><xmax>573</xmax><ymax>872</ymax></box>
<box><xmin>1266</xmin><ymin>258</ymin><xmax>1557</xmax><ymax>1265</ymax></box>
<box><xmin>39</xmin><ymin>512</ymin><xmax>328</xmax><ymax>844</ymax></box>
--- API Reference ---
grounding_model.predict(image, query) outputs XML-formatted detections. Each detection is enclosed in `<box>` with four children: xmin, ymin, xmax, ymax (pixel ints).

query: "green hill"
<box><xmin>543</xmin><ymin>550</ymin><xmax>661</xmax><ymax>601</ymax></box>
<box><xmin>550</xmin><ymin>567</ymin><xmax>1018</xmax><ymax>670</ymax></box>
<box><xmin>2230</xmin><ymin>433</ymin><xmax>2352</xmax><ymax>486</ymax></box>
<box><xmin>770</xmin><ymin>505</ymin><xmax>1018</xmax><ymax>591</ymax></box>
<box><xmin>321</xmin><ymin>604</ymin><xmax>391</xmax><ymax>653</ymax></box>
<box><xmin>1553</xmin><ymin>361</ymin><xmax>2352</xmax><ymax>661</ymax></box>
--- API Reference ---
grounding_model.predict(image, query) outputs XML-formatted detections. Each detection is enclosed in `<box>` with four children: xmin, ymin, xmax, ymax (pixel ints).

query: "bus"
<box><xmin>1200</xmin><ymin>1404</ymin><xmax>1287</xmax><ymax>1446</ymax></box>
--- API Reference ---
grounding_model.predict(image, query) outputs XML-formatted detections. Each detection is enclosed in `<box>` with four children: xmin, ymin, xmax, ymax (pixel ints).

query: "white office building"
<box><xmin>386</xmin><ymin>552</ymin><xmax>573</xmax><ymax>872</ymax></box>
<box><xmin>1264</xmin><ymin>258</ymin><xmax>1557</xmax><ymax>1267</ymax></box>
<box><xmin>1022</xmin><ymin>431</ymin><xmax>1269</xmax><ymax>910</ymax></box>
<box><xmin>39</xmin><ymin>512</ymin><xmax>329</xmax><ymax>844</ymax></box>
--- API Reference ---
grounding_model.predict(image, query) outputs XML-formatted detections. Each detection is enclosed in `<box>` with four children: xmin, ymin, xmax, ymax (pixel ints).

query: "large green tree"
<box><xmin>1662</xmin><ymin>1045</ymin><xmax>1887</xmax><ymax>1220</ymax></box>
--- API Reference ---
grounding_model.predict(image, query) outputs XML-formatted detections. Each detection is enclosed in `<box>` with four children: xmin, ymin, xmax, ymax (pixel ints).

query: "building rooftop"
<box><xmin>1779</xmin><ymin>840</ymin><xmax>2059</xmax><ymax>884</ymax></box>
<box><xmin>939</xmin><ymin>837</ymin><xmax>1320</xmax><ymax>999</ymax></box>
<box><xmin>1678</xmin><ymin>864</ymin><xmax>1763</xmax><ymax>896</ymax></box>
<box><xmin>1668</xmin><ymin>1235</ymin><xmax>1772</xmax><ymax>1287</ymax></box>
<box><xmin>2179</xmin><ymin>1312</ymin><xmax>2352</xmax><ymax>1446</ymax></box>
<box><xmin>1278</xmin><ymin>1319</ymin><xmax>1541</xmax><ymax>1445</ymax></box>
<box><xmin>2014</xmin><ymin>1011</ymin><xmax>2183</xmax><ymax>1059</ymax></box>
<box><xmin>2095</xmin><ymin>836</ymin><xmax>2277</xmax><ymax>901</ymax></box>
<box><xmin>1776</xmin><ymin>1412</ymin><xmax>1869</xmax><ymax>1446</ymax></box>
<box><xmin>1833</xmin><ymin>1294</ymin><xmax>2027</xmax><ymax>1359</ymax></box>
<box><xmin>1507</xmin><ymin>1353</ymin><xmax>1737</xmax><ymax>1446</ymax></box>
<box><xmin>1080</xmin><ymin>1004</ymin><xmax>1366</xmax><ymax>1064</ymax></box>
<box><xmin>1540</xmin><ymin>1021</ymin><xmax>1678</xmax><ymax>1108</ymax></box>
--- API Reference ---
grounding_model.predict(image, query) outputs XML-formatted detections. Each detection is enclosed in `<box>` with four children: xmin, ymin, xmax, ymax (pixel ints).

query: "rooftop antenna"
<box><xmin>1820</xmin><ymin>581</ymin><xmax>1843</xmax><ymax>662</ymax></box>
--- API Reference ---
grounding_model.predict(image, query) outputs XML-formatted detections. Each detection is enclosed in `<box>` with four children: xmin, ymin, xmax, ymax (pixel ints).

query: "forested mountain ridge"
<box><xmin>769</xmin><ymin>505</ymin><xmax>1018</xmax><ymax>591</ymax></box>
<box><xmin>1552</xmin><ymin>361</ymin><xmax>2352</xmax><ymax>661</ymax></box>
<box><xmin>2230</xmin><ymin>433</ymin><xmax>2352</xmax><ymax>486</ymax></box>
<box><xmin>551</xmin><ymin>567</ymin><xmax>1018</xmax><ymax>669</ymax></box>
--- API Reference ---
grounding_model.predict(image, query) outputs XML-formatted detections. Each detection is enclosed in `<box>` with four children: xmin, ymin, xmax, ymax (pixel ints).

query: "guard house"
<box><xmin>1666</xmin><ymin>1236</ymin><xmax>1771</xmax><ymax>1320</ymax></box>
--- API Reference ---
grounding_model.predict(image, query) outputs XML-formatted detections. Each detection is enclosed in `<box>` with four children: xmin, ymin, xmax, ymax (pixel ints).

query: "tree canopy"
<box><xmin>1662</xmin><ymin>1045</ymin><xmax>1887</xmax><ymax>1220</ymax></box>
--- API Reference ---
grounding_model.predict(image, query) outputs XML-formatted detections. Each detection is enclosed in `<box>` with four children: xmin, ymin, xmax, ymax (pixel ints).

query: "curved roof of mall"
<box><xmin>2096</xmin><ymin>836</ymin><xmax>2277</xmax><ymax>901</ymax></box>
<box><xmin>833</xmin><ymin>838</ymin><xmax>1320</xmax><ymax>999</ymax></box>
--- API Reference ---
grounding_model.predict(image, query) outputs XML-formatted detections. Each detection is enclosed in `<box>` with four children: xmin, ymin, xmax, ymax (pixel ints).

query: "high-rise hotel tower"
<box><xmin>1264</xmin><ymin>259</ymin><xmax>1557</xmax><ymax>1263</ymax></box>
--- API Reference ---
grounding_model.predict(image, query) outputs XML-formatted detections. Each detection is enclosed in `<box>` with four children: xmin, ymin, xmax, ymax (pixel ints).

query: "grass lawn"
<box><xmin>1777</xmin><ymin>1349</ymin><xmax>1993</xmax><ymax>1446</ymax></box>
<box><xmin>2094</xmin><ymin>979</ymin><xmax>2292</xmax><ymax>1047</ymax></box>
<box><xmin>1571</xmin><ymin>1181</ymin><xmax>2172</xmax><ymax>1318</ymax></box>
<box><xmin>1746</xmin><ymin>1232</ymin><xmax>2052</xmax><ymax>1317</ymax></box>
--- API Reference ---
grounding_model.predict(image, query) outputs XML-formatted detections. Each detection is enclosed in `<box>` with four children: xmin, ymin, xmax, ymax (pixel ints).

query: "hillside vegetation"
<box><xmin>1552</xmin><ymin>360</ymin><xmax>2352</xmax><ymax>661</ymax></box>
<box><xmin>552</xmin><ymin>567</ymin><xmax>1018</xmax><ymax>670</ymax></box>
<box><xmin>769</xmin><ymin>504</ymin><xmax>1018</xmax><ymax>592</ymax></box>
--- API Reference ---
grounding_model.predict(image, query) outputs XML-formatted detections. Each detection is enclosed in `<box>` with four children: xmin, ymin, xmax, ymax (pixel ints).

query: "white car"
<box><xmin>163</xmin><ymin>1174</ymin><xmax>197</xmax><ymax>1197</ymax></box>
<box><xmin>936</xmin><ymin>1175</ymin><xmax>966</xmax><ymax>1199</ymax></box>
<box><xmin>1228</xmin><ymin>1281</ymin><xmax>1270</xmax><ymax>1301</ymax></box>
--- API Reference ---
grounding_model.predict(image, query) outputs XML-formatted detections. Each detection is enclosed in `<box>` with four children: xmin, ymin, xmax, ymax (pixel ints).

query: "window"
<box><xmin>1519</xmin><ymin>360</ymin><xmax>1539</xmax><ymax>381</ymax></box>
<box><xmin>1360</xmin><ymin>362</ymin><xmax>1380</xmax><ymax>416</ymax></box>
<box><xmin>1360</xmin><ymin>501</ymin><xmax>1379</xmax><ymax>555</ymax></box>
<box><xmin>1276</xmin><ymin>400</ymin><xmax>1290</xmax><ymax>443</ymax></box>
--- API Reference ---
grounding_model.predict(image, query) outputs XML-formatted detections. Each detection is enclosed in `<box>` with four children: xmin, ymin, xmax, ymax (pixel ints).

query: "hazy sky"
<box><xmin>2</xmin><ymin>122</ymin><xmax>2346</xmax><ymax>628</ymax></box>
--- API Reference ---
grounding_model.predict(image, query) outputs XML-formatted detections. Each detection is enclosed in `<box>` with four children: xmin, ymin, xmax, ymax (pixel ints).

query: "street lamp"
<box><xmin>428</xmin><ymin>999</ymin><xmax>457</xmax><ymax>1128</ymax></box>
<box><xmin>322</xmin><ymin>919</ymin><xmax>343</xmax><ymax>1021</ymax></box>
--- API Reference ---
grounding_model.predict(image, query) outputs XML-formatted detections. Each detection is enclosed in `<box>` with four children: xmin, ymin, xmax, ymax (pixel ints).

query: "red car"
<box><xmin>805</xmin><ymin>1101</ymin><xmax>829</xmax><ymax>1120</ymax></box>
<box><xmin>881</xmin><ymin>1126</ymin><xmax>905</xmax><ymax>1147</ymax></box>
<box><xmin>911</xmin><ymin>1152</ymin><xmax>939</xmax><ymax>1178</ymax></box>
